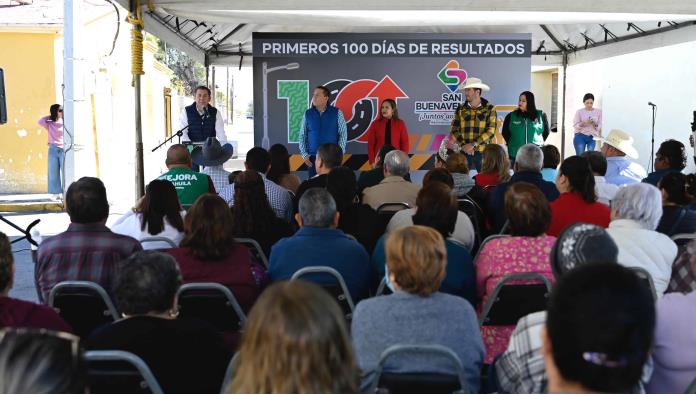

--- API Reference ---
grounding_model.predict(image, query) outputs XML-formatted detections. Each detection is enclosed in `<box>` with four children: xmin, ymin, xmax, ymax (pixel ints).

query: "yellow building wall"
<box><xmin>0</xmin><ymin>32</ymin><xmax>57</xmax><ymax>194</ymax></box>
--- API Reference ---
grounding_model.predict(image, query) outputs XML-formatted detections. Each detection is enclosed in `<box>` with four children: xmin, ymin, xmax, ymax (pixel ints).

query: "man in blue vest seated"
<box><xmin>179</xmin><ymin>85</ymin><xmax>227</xmax><ymax>145</ymax></box>
<box><xmin>298</xmin><ymin>85</ymin><xmax>348</xmax><ymax>177</ymax></box>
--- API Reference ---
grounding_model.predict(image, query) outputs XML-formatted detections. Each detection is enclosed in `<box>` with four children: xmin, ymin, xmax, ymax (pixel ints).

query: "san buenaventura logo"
<box><xmin>438</xmin><ymin>60</ymin><xmax>468</xmax><ymax>92</ymax></box>
<box><xmin>413</xmin><ymin>60</ymin><xmax>468</xmax><ymax>125</ymax></box>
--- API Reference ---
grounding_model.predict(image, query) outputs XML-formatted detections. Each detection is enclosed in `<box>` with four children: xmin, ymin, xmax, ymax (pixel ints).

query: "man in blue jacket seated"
<box><xmin>269</xmin><ymin>187</ymin><xmax>372</xmax><ymax>303</ymax></box>
<box><xmin>489</xmin><ymin>144</ymin><xmax>560</xmax><ymax>232</ymax></box>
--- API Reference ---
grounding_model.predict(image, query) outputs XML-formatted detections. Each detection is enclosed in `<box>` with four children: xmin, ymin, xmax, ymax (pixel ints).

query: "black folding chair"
<box><xmin>48</xmin><ymin>281</ymin><xmax>120</xmax><ymax>338</ymax></box>
<box><xmin>233</xmin><ymin>237</ymin><xmax>269</xmax><ymax>268</ymax></box>
<box><xmin>375</xmin><ymin>277</ymin><xmax>393</xmax><ymax>296</ymax></box>
<box><xmin>85</xmin><ymin>350</ymin><xmax>164</xmax><ymax>394</ymax></box>
<box><xmin>220</xmin><ymin>353</ymin><xmax>240</xmax><ymax>394</ymax></box>
<box><xmin>629</xmin><ymin>266</ymin><xmax>658</xmax><ymax>302</ymax></box>
<box><xmin>176</xmin><ymin>283</ymin><xmax>247</xmax><ymax>333</ymax></box>
<box><xmin>479</xmin><ymin>273</ymin><xmax>553</xmax><ymax>327</ymax></box>
<box><xmin>139</xmin><ymin>236</ymin><xmax>178</xmax><ymax>250</ymax></box>
<box><xmin>684</xmin><ymin>376</ymin><xmax>696</xmax><ymax>394</ymax></box>
<box><xmin>376</xmin><ymin>202</ymin><xmax>411</xmax><ymax>235</ymax></box>
<box><xmin>368</xmin><ymin>344</ymin><xmax>469</xmax><ymax>394</ymax></box>
<box><xmin>457</xmin><ymin>197</ymin><xmax>484</xmax><ymax>252</ymax></box>
<box><xmin>671</xmin><ymin>233</ymin><xmax>696</xmax><ymax>249</ymax></box>
<box><xmin>291</xmin><ymin>266</ymin><xmax>355</xmax><ymax>321</ymax></box>
<box><xmin>472</xmin><ymin>234</ymin><xmax>510</xmax><ymax>266</ymax></box>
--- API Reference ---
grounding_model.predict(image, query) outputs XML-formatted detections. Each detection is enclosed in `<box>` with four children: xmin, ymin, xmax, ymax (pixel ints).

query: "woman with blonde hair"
<box><xmin>229</xmin><ymin>281</ymin><xmax>359</xmax><ymax>394</ymax></box>
<box><xmin>475</xmin><ymin>144</ymin><xmax>511</xmax><ymax>190</ymax></box>
<box><xmin>354</xmin><ymin>225</ymin><xmax>484</xmax><ymax>392</ymax></box>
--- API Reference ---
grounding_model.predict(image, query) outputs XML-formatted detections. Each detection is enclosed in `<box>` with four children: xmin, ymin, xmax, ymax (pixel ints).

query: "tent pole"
<box><xmin>134</xmin><ymin>73</ymin><xmax>145</xmax><ymax>198</ymax></box>
<box><xmin>560</xmin><ymin>52</ymin><xmax>568</xmax><ymax>159</ymax></box>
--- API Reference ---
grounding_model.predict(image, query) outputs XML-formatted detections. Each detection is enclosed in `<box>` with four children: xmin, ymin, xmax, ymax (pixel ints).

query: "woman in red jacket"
<box><xmin>367</xmin><ymin>99</ymin><xmax>410</xmax><ymax>164</ymax></box>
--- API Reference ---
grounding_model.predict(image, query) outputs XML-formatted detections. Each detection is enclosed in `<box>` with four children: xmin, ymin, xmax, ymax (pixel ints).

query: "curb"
<box><xmin>0</xmin><ymin>202</ymin><xmax>64</xmax><ymax>213</ymax></box>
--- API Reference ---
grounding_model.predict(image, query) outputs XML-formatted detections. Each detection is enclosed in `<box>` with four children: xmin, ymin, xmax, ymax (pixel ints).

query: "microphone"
<box><xmin>648</xmin><ymin>102</ymin><xmax>656</xmax><ymax>107</ymax></box>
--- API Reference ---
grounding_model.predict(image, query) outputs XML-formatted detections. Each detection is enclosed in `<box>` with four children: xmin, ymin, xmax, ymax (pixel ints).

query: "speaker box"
<box><xmin>0</xmin><ymin>68</ymin><xmax>6</xmax><ymax>125</ymax></box>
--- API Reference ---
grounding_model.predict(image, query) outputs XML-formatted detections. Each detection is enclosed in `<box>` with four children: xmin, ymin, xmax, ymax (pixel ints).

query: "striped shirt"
<box><xmin>219</xmin><ymin>174</ymin><xmax>293</xmax><ymax>222</ymax></box>
<box><xmin>449</xmin><ymin>98</ymin><xmax>497</xmax><ymax>152</ymax></box>
<box><xmin>36</xmin><ymin>223</ymin><xmax>143</xmax><ymax>303</ymax></box>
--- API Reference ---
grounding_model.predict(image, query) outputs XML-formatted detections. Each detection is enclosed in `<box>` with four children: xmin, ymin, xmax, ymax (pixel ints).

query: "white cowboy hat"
<box><xmin>458</xmin><ymin>77</ymin><xmax>490</xmax><ymax>92</ymax></box>
<box><xmin>595</xmin><ymin>129</ymin><xmax>639</xmax><ymax>159</ymax></box>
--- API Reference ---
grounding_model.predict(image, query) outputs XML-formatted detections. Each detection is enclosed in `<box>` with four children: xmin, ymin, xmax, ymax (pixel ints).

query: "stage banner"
<box><xmin>252</xmin><ymin>33</ymin><xmax>531</xmax><ymax>171</ymax></box>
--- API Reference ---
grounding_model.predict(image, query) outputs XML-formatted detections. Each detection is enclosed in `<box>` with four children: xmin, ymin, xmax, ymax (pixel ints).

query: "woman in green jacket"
<box><xmin>502</xmin><ymin>91</ymin><xmax>550</xmax><ymax>164</ymax></box>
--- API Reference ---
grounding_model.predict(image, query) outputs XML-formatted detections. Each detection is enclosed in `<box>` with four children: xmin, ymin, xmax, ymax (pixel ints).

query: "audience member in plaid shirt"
<box><xmin>668</xmin><ymin>241</ymin><xmax>696</xmax><ymax>293</ymax></box>
<box><xmin>449</xmin><ymin>77</ymin><xmax>497</xmax><ymax>171</ymax></box>
<box><xmin>35</xmin><ymin>177</ymin><xmax>142</xmax><ymax>303</ymax></box>
<box><xmin>191</xmin><ymin>137</ymin><xmax>233</xmax><ymax>193</ymax></box>
<box><xmin>219</xmin><ymin>147</ymin><xmax>293</xmax><ymax>222</ymax></box>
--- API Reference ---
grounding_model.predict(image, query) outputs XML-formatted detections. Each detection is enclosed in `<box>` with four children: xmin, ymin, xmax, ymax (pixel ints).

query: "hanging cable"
<box><xmin>125</xmin><ymin>0</ymin><xmax>154</xmax><ymax>82</ymax></box>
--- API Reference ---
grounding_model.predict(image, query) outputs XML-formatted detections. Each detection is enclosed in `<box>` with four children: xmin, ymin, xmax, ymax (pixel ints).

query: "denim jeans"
<box><xmin>573</xmin><ymin>133</ymin><xmax>596</xmax><ymax>155</ymax></box>
<box><xmin>466</xmin><ymin>151</ymin><xmax>483</xmax><ymax>172</ymax></box>
<box><xmin>47</xmin><ymin>144</ymin><xmax>64</xmax><ymax>194</ymax></box>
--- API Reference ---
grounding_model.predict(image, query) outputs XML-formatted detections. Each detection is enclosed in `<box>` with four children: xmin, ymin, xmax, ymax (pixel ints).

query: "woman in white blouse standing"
<box><xmin>111</xmin><ymin>180</ymin><xmax>185</xmax><ymax>249</ymax></box>
<box><xmin>573</xmin><ymin>93</ymin><xmax>602</xmax><ymax>155</ymax></box>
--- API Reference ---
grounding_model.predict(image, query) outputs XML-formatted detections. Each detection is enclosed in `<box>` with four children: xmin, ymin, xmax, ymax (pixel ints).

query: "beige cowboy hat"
<box><xmin>458</xmin><ymin>77</ymin><xmax>490</xmax><ymax>92</ymax></box>
<box><xmin>595</xmin><ymin>129</ymin><xmax>639</xmax><ymax>159</ymax></box>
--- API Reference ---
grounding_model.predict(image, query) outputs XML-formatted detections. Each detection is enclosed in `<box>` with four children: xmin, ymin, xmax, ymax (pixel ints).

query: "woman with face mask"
<box><xmin>366</xmin><ymin>99</ymin><xmax>410</xmax><ymax>165</ymax></box>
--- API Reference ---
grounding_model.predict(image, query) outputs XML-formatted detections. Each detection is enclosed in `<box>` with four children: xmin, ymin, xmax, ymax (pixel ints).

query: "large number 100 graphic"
<box><xmin>276</xmin><ymin>76</ymin><xmax>408</xmax><ymax>143</ymax></box>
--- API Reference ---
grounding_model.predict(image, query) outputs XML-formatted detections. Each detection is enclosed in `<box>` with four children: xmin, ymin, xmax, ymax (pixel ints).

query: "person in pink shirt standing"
<box><xmin>573</xmin><ymin>93</ymin><xmax>602</xmax><ymax>155</ymax></box>
<box><xmin>38</xmin><ymin>104</ymin><xmax>64</xmax><ymax>197</ymax></box>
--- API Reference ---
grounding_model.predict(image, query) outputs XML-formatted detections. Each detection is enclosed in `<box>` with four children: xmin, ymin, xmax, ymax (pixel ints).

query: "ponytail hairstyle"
<box><xmin>49</xmin><ymin>104</ymin><xmax>62</xmax><ymax>122</ymax></box>
<box><xmin>559</xmin><ymin>156</ymin><xmax>597</xmax><ymax>203</ymax></box>
<box><xmin>658</xmin><ymin>172</ymin><xmax>693</xmax><ymax>206</ymax></box>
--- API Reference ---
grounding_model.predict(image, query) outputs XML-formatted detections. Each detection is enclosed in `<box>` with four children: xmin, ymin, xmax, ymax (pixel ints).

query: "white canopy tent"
<box><xmin>114</xmin><ymin>1</ymin><xmax>696</xmax><ymax>67</ymax></box>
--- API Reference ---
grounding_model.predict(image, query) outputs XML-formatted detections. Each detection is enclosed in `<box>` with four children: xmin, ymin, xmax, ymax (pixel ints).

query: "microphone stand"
<box><xmin>152</xmin><ymin>125</ymin><xmax>189</xmax><ymax>152</ymax></box>
<box><xmin>648</xmin><ymin>104</ymin><xmax>656</xmax><ymax>172</ymax></box>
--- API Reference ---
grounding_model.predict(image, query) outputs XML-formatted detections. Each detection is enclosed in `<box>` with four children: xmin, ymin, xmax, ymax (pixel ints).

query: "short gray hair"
<box><xmin>298</xmin><ymin>188</ymin><xmax>336</xmax><ymax>228</ymax></box>
<box><xmin>384</xmin><ymin>150</ymin><xmax>410</xmax><ymax>177</ymax></box>
<box><xmin>611</xmin><ymin>183</ymin><xmax>663</xmax><ymax>230</ymax></box>
<box><xmin>516</xmin><ymin>144</ymin><xmax>544</xmax><ymax>172</ymax></box>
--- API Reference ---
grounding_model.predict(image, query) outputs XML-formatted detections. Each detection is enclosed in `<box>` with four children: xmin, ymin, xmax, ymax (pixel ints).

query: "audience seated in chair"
<box><xmin>358</xmin><ymin>144</ymin><xmax>410</xmax><ymax>194</ymax></box>
<box><xmin>495</xmin><ymin>223</ymin><xmax>620</xmax><ymax>394</ymax></box>
<box><xmin>548</xmin><ymin>155</ymin><xmax>610</xmax><ymax>236</ymax></box>
<box><xmin>646</xmin><ymin>278</ymin><xmax>696</xmax><ymax>394</ymax></box>
<box><xmin>476</xmin><ymin>182</ymin><xmax>557</xmax><ymax>364</ymax></box>
<box><xmin>157</xmin><ymin>144</ymin><xmax>216</xmax><ymax>205</ymax></box>
<box><xmin>230</xmin><ymin>170</ymin><xmax>294</xmax><ymax>258</ymax></box>
<box><xmin>352</xmin><ymin>226</ymin><xmax>484</xmax><ymax>393</ymax></box>
<box><xmin>606</xmin><ymin>183</ymin><xmax>678</xmax><ymax>296</ymax></box>
<box><xmin>581</xmin><ymin>151</ymin><xmax>618</xmax><ymax>206</ymax></box>
<box><xmin>540</xmin><ymin>145</ymin><xmax>560</xmax><ymax>183</ymax></box>
<box><xmin>0</xmin><ymin>329</ymin><xmax>86</xmax><ymax>393</ymax></box>
<box><xmin>373</xmin><ymin>182</ymin><xmax>476</xmax><ymax>304</ymax></box>
<box><xmin>326</xmin><ymin>166</ymin><xmax>381</xmax><ymax>254</ymax></box>
<box><xmin>542</xmin><ymin>263</ymin><xmax>654</xmax><ymax>394</ymax></box>
<box><xmin>36</xmin><ymin>177</ymin><xmax>142</xmax><ymax>303</ymax></box>
<box><xmin>267</xmin><ymin>143</ymin><xmax>302</xmax><ymax>194</ymax></box>
<box><xmin>220</xmin><ymin>147</ymin><xmax>293</xmax><ymax>222</ymax></box>
<box><xmin>0</xmin><ymin>232</ymin><xmax>71</xmax><ymax>332</ymax></box>
<box><xmin>167</xmin><ymin>194</ymin><xmax>267</xmax><ymax>313</ymax></box>
<box><xmin>293</xmin><ymin>143</ymin><xmax>343</xmax><ymax>211</ymax></box>
<box><xmin>655</xmin><ymin>172</ymin><xmax>696</xmax><ymax>237</ymax></box>
<box><xmin>474</xmin><ymin>144</ymin><xmax>511</xmax><ymax>190</ymax></box>
<box><xmin>111</xmin><ymin>179</ymin><xmax>185</xmax><ymax>249</ymax></box>
<box><xmin>445</xmin><ymin>152</ymin><xmax>477</xmax><ymax>198</ymax></box>
<box><xmin>386</xmin><ymin>168</ymin><xmax>475</xmax><ymax>250</ymax></box>
<box><xmin>489</xmin><ymin>144</ymin><xmax>560</xmax><ymax>232</ymax></box>
<box><xmin>87</xmin><ymin>251</ymin><xmax>231</xmax><ymax>394</ymax></box>
<box><xmin>599</xmin><ymin>128</ymin><xmax>647</xmax><ymax>186</ymax></box>
<box><xmin>362</xmin><ymin>150</ymin><xmax>419</xmax><ymax>210</ymax></box>
<box><xmin>643</xmin><ymin>139</ymin><xmax>686</xmax><ymax>186</ymax></box>
<box><xmin>269</xmin><ymin>188</ymin><xmax>372</xmax><ymax>303</ymax></box>
<box><xmin>668</xmin><ymin>239</ymin><xmax>696</xmax><ymax>294</ymax></box>
<box><xmin>192</xmin><ymin>137</ymin><xmax>234</xmax><ymax>194</ymax></box>
<box><xmin>229</xmin><ymin>281</ymin><xmax>359</xmax><ymax>393</ymax></box>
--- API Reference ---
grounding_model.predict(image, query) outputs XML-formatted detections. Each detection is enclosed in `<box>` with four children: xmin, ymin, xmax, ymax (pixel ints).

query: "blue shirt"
<box><xmin>488</xmin><ymin>171</ymin><xmax>560</xmax><ymax>232</ymax></box>
<box><xmin>541</xmin><ymin>168</ymin><xmax>557</xmax><ymax>183</ymax></box>
<box><xmin>605</xmin><ymin>156</ymin><xmax>647</xmax><ymax>186</ymax></box>
<box><xmin>642</xmin><ymin>168</ymin><xmax>682</xmax><ymax>187</ymax></box>
<box><xmin>269</xmin><ymin>227</ymin><xmax>372</xmax><ymax>302</ymax></box>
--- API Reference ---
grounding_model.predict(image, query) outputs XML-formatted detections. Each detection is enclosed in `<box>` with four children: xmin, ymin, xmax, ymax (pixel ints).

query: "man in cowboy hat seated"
<box><xmin>449</xmin><ymin>77</ymin><xmax>497</xmax><ymax>172</ymax></box>
<box><xmin>157</xmin><ymin>144</ymin><xmax>216</xmax><ymax>206</ymax></box>
<box><xmin>191</xmin><ymin>137</ymin><xmax>234</xmax><ymax>193</ymax></box>
<box><xmin>597</xmin><ymin>129</ymin><xmax>647</xmax><ymax>186</ymax></box>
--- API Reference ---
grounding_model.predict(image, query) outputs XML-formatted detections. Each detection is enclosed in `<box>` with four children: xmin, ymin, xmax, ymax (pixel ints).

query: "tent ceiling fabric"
<box><xmin>115</xmin><ymin>0</ymin><xmax>696</xmax><ymax>66</ymax></box>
